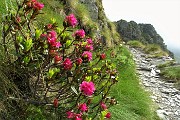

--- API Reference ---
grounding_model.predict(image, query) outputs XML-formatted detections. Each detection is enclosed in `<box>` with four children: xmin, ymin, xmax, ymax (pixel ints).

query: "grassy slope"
<box><xmin>127</xmin><ymin>40</ymin><xmax>168</xmax><ymax>58</ymax></box>
<box><xmin>107</xmin><ymin>46</ymin><xmax>160</xmax><ymax>120</ymax></box>
<box><xmin>160</xmin><ymin>66</ymin><xmax>180</xmax><ymax>90</ymax></box>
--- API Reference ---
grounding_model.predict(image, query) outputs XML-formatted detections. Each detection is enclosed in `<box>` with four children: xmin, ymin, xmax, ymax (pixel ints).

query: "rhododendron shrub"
<box><xmin>1</xmin><ymin>0</ymin><xmax>118</xmax><ymax>119</ymax></box>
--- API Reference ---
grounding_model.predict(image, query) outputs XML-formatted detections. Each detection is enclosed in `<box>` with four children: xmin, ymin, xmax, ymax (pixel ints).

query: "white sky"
<box><xmin>102</xmin><ymin>0</ymin><xmax>180</xmax><ymax>50</ymax></box>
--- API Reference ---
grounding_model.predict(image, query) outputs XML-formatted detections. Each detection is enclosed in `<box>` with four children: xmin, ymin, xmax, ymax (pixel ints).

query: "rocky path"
<box><xmin>129</xmin><ymin>47</ymin><xmax>180</xmax><ymax>120</ymax></box>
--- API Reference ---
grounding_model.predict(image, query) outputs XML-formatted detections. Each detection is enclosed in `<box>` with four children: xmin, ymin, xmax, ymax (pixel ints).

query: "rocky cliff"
<box><xmin>62</xmin><ymin>0</ymin><xmax>121</xmax><ymax>47</ymax></box>
<box><xmin>115</xmin><ymin>19</ymin><xmax>174</xmax><ymax>57</ymax></box>
<box><xmin>116</xmin><ymin>19</ymin><xmax>165</xmax><ymax>46</ymax></box>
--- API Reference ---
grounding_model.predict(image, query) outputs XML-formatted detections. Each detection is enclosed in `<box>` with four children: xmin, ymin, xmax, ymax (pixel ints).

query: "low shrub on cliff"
<box><xmin>1</xmin><ymin>1</ymin><xmax>118</xmax><ymax>119</ymax></box>
<box><xmin>157</xmin><ymin>61</ymin><xmax>175</xmax><ymax>68</ymax></box>
<box><xmin>127</xmin><ymin>40</ymin><xmax>145</xmax><ymax>49</ymax></box>
<box><xmin>160</xmin><ymin>66</ymin><xmax>180</xmax><ymax>89</ymax></box>
<box><xmin>144</xmin><ymin>44</ymin><xmax>168</xmax><ymax>58</ymax></box>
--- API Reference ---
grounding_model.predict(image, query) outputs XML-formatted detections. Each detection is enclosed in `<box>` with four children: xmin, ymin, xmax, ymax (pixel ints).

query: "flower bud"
<box><xmin>76</xmin><ymin>58</ymin><xmax>83</xmax><ymax>66</ymax></box>
<box><xmin>100</xmin><ymin>53</ymin><xmax>106</xmax><ymax>60</ymax></box>
<box><xmin>54</xmin><ymin>55</ymin><xmax>62</xmax><ymax>64</ymax></box>
<box><xmin>53</xmin><ymin>98</ymin><xmax>58</xmax><ymax>108</ymax></box>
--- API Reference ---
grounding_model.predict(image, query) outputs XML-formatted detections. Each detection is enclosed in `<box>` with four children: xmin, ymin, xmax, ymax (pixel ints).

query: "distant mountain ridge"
<box><xmin>115</xmin><ymin>19</ymin><xmax>174</xmax><ymax>58</ymax></box>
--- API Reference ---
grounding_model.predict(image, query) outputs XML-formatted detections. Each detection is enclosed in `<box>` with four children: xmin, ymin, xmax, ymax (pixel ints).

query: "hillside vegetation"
<box><xmin>127</xmin><ymin>40</ymin><xmax>168</xmax><ymax>58</ymax></box>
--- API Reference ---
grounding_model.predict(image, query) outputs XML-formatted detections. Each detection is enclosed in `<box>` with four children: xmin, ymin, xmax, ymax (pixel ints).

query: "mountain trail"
<box><xmin>129</xmin><ymin>47</ymin><xmax>180</xmax><ymax>120</ymax></box>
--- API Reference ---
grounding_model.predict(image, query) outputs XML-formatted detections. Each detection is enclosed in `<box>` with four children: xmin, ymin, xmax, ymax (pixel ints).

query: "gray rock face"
<box><xmin>116</xmin><ymin>20</ymin><xmax>174</xmax><ymax>58</ymax></box>
<box><xmin>129</xmin><ymin>47</ymin><xmax>180</xmax><ymax>120</ymax></box>
<box><xmin>79</xmin><ymin>0</ymin><xmax>99</xmax><ymax>20</ymax></box>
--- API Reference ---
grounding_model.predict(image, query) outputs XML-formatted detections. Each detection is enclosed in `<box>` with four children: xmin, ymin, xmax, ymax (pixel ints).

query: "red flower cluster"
<box><xmin>85</xmin><ymin>44</ymin><xmax>93</xmax><ymax>51</ymax></box>
<box><xmin>100</xmin><ymin>53</ymin><xmax>106</xmax><ymax>60</ymax></box>
<box><xmin>78</xmin><ymin>103</ymin><xmax>88</xmax><ymax>112</ymax></box>
<box><xmin>73</xmin><ymin>29</ymin><xmax>85</xmax><ymax>39</ymax></box>
<box><xmin>86</xmin><ymin>38</ymin><xmax>93</xmax><ymax>44</ymax></box>
<box><xmin>76</xmin><ymin>58</ymin><xmax>83</xmax><ymax>65</ymax></box>
<box><xmin>66</xmin><ymin>111</ymin><xmax>82</xmax><ymax>120</ymax></box>
<box><xmin>63</xmin><ymin>58</ymin><xmax>73</xmax><ymax>70</ymax></box>
<box><xmin>80</xmin><ymin>81</ymin><xmax>95</xmax><ymax>96</ymax></box>
<box><xmin>100</xmin><ymin>102</ymin><xmax>107</xmax><ymax>110</ymax></box>
<box><xmin>64</xmin><ymin>14</ymin><xmax>78</xmax><ymax>28</ymax></box>
<box><xmin>82</xmin><ymin>51</ymin><xmax>92</xmax><ymax>61</ymax></box>
<box><xmin>27</xmin><ymin>0</ymin><xmax>44</xmax><ymax>10</ymax></box>
<box><xmin>47</xmin><ymin>30</ymin><xmax>61</xmax><ymax>48</ymax></box>
<box><xmin>105</xmin><ymin>112</ymin><xmax>111</xmax><ymax>119</ymax></box>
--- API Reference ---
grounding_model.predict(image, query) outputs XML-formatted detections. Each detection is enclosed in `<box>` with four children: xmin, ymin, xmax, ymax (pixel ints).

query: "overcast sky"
<box><xmin>102</xmin><ymin>0</ymin><xmax>180</xmax><ymax>50</ymax></box>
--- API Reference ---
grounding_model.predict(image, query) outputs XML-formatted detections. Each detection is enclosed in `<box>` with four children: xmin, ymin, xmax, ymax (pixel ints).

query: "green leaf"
<box><xmin>85</xmin><ymin>76</ymin><xmax>91</xmax><ymax>82</ymax></box>
<box><xmin>24</xmin><ymin>38</ymin><xmax>33</xmax><ymax>51</ymax></box>
<box><xmin>35</xmin><ymin>29</ymin><xmax>42</xmax><ymax>39</ymax></box>
<box><xmin>57</xmin><ymin>27</ymin><xmax>62</xmax><ymax>34</ymax></box>
<box><xmin>65</xmin><ymin>40</ymin><xmax>71</xmax><ymax>48</ymax></box>
<box><xmin>23</xmin><ymin>56</ymin><xmax>30</xmax><ymax>64</ymax></box>
<box><xmin>47</xmin><ymin>68</ymin><xmax>60</xmax><ymax>79</ymax></box>
<box><xmin>71</xmin><ymin>86</ymin><xmax>78</xmax><ymax>95</ymax></box>
<box><xmin>50</xmin><ymin>18</ymin><xmax>56</xmax><ymax>24</ymax></box>
<box><xmin>101</xmin><ymin>110</ymin><xmax>108</xmax><ymax>120</ymax></box>
<box><xmin>17</xmin><ymin>36</ymin><xmax>23</xmax><ymax>43</ymax></box>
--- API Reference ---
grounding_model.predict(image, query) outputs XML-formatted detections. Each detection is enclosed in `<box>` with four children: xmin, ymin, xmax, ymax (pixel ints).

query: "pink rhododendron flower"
<box><xmin>105</xmin><ymin>112</ymin><xmax>111</xmax><ymax>119</ymax></box>
<box><xmin>78</xmin><ymin>103</ymin><xmax>88</xmax><ymax>112</ymax></box>
<box><xmin>66</xmin><ymin>112</ymin><xmax>82</xmax><ymax>120</ymax></box>
<box><xmin>85</xmin><ymin>44</ymin><xmax>93</xmax><ymax>51</ymax></box>
<box><xmin>48</xmin><ymin>38</ymin><xmax>61</xmax><ymax>48</ymax></box>
<box><xmin>48</xmin><ymin>30</ymin><xmax>57</xmax><ymax>38</ymax></box>
<box><xmin>75</xmin><ymin>116</ymin><xmax>82</xmax><ymax>120</ymax></box>
<box><xmin>54</xmin><ymin>41</ymin><xmax>61</xmax><ymax>48</ymax></box>
<box><xmin>86</xmin><ymin>38</ymin><xmax>93</xmax><ymax>44</ymax></box>
<box><xmin>65</xmin><ymin>14</ymin><xmax>77</xmax><ymax>27</ymax></box>
<box><xmin>100</xmin><ymin>102</ymin><xmax>107</xmax><ymax>110</ymax></box>
<box><xmin>80</xmin><ymin>81</ymin><xmax>95</xmax><ymax>96</ymax></box>
<box><xmin>47</xmin><ymin>31</ymin><xmax>61</xmax><ymax>48</ymax></box>
<box><xmin>66</xmin><ymin>111</ymin><xmax>74</xmax><ymax>119</ymax></box>
<box><xmin>100</xmin><ymin>53</ymin><xmax>106</xmax><ymax>60</ymax></box>
<box><xmin>75</xmin><ymin>113</ymin><xmax>82</xmax><ymax>120</ymax></box>
<box><xmin>76</xmin><ymin>58</ymin><xmax>83</xmax><ymax>65</ymax></box>
<box><xmin>73</xmin><ymin>29</ymin><xmax>85</xmax><ymax>39</ymax></box>
<box><xmin>33</xmin><ymin>1</ymin><xmax>44</xmax><ymax>10</ymax></box>
<box><xmin>63</xmin><ymin>58</ymin><xmax>73</xmax><ymax>70</ymax></box>
<box><xmin>82</xmin><ymin>51</ymin><xmax>92</xmax><ymax>61</ymax></box>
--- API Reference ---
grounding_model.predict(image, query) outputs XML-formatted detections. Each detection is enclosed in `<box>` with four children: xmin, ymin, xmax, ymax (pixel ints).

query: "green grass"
<box><xmin>144</xmin><ymin>44</ymin><xmax>168</xmax><ymax>58</ymax></box>
<box><xmin>160</xmin><ymin>66</ymin><xmax>180</xmax><ymax>90</ymax></box>
<box><xmin>127</xmin><ymin>40</ymin><xmax>145</xmax><ymax>49</ymax></box>
<box><xmin>157</xmin><ymin>61</ymin><xmax>175</xmax><ymax>69</ymax></box>
<box><xmin>108</xmin><ymin>46</ymin><xmax>160</xmax><ymax>120</ymax></box>
<box><xmin>127</xmin><ymin>41</ymin><xmax>169</xmax><ymax>58</ymax></box>
<box><xmin>161</xmin><ymin>66</ymin><xmax>180</xmax><ymax>81</ymax></box>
